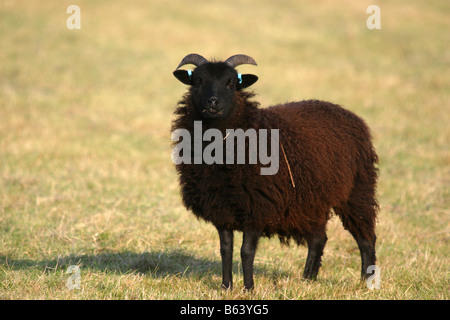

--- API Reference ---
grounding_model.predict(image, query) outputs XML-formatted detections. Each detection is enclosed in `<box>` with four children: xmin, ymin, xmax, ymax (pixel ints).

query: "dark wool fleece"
<box><xmin>171</xmin><ymin>90</ymin><xmax>378</xmax><ymax>245</ymax></box>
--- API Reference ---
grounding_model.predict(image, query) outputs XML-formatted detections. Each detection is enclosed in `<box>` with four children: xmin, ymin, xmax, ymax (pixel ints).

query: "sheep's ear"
<box><xmin>237</xmin><ymin>74</ymin><xmax>258</xmax><ymax>90</ymax></box>
<box><xmin>173</xmin><ymin>70</ymin><xmax>192</xmax><ymax>85</ymax></box>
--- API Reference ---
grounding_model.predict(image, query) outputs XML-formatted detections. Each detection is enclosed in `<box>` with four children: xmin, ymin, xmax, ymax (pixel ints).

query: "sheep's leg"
<box><xmin>354</xmin><ymin>234</ymin><xmax>376</xmax><ymax>279</ymax></box>
<box><xmin>303</xmin><ymin>231</ymin><xmax>327</xmax><ymax>280</ymax></box>
<box><xmin>241</xmin><ymin>230</ymin><xmax>260</xmax><ymax>290</ymax></box>
<box><xmin>217</xmin><ymin>228</ymin><xmax>234</xmax><ymax>289</ymax></box>
<box><xmin>335</xmin><ymin>167</ymin><xmax>378</xmax><ymax>279</ymax></box>
<box><xmin>334</xmin><ymin>207</ymin><xmax>377</xmax><ymax>279</ymax></box>
<box><xmin>334</xmin><ymin>190</ymin><xmax>377</xmax><ymax>279</ymax></box>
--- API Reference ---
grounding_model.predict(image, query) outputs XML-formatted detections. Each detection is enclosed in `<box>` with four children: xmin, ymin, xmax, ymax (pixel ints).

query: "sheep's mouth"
<box><xmin>202</xmin><ymin>107</ymin><xmax>224</xmax><ymax>118</ymax></box>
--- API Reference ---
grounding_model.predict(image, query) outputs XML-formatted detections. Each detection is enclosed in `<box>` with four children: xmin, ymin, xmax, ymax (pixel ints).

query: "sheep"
<box><xmin>171</xmin><ymin>53</ymin><xmax>379</xmax><ymax>290</ymax></box>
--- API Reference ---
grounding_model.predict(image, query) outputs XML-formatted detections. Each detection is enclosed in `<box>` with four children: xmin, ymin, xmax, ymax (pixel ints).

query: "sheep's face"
<box><xmin>191</xmin><ymin>63</ymin><xmax>238</xmax><ymax>119</ymax></box>
<box><xmin>174</xmin><ymin>62</ymin><xmax>258</xmax><ymax>120</ymax></box>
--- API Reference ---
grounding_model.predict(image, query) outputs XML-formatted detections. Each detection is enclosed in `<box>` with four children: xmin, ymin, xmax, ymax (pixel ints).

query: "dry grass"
<box><xmin>0</xmin><ymin>0</ymin><xmax>448</xmax><ymax>299</ymax></box>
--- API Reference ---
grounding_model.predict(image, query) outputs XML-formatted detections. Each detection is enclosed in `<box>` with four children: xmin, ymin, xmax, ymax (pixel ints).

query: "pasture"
<box><xmin>0</xmin><ymin>0</ymin><xmax>448</xmax><ymax>299</ymax></box>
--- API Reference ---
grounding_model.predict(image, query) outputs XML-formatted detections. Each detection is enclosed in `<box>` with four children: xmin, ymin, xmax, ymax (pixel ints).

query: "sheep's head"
<box><xmin>173</xmin><ymin>54</ymin><xmax>258</xmax><ymax>119</ymax></box>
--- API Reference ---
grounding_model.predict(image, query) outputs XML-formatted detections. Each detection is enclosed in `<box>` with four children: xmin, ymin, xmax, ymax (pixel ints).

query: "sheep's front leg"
<box><xmin>241</xmin><ymin>230</ymin><xmax>260</xmax><ymax>290</ymax></box>
<box><xmin>217</xmin><ymin>228</ymin><xmax>234</xmax><ymax>289</ymax></box>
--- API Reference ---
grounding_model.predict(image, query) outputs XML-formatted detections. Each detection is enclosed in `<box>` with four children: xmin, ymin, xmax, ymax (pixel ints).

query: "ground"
<box><xmin>0</xmin><ymin>0</ymin><xmax>448</xmax><ymax>299</ymax></box>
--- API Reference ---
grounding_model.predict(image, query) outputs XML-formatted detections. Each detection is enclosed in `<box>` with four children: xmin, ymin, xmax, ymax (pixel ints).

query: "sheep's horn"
<box><xmin>175</xmin><ymin>53</ymin><xmax>208</xmax><ymax>70</ymax></box>
<box><xmin>225</xmin><ymin>54</ymin><xmax>257</xmax><ymax>68</ymax></box>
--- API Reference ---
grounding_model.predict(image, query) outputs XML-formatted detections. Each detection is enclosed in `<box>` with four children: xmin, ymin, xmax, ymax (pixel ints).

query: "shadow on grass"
<box><xmin>0</xmin><ymin>250</ymin><xmax>218</xmax><ymax>278</ymax></box>
<box><xmin>0</xmin><ymin>249</ymin><xmax>291</xmax><ymax>281</ymax></box>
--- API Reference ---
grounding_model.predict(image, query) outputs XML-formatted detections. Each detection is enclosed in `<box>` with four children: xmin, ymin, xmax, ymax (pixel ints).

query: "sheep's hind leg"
<box><xmin>334</xmin><ymin>200</ymin><xmax>377</xmax><ymax>279</ymax></box>
<box><xmin>241</xmin><ymin>230</ymin><xmax>260</xmax><ymax>290</ymax></box>
<box><xmin>336</xmin><ymin>168</ymin><xmax>378</xmax><ymax>279</ymax></box>
<box><xmin>303</xmin><ymin>231</ymin><xmax>327</xmax><ymax>280</ymax></box>
<box><xmin>217</xmin><ymin>228</ymin><xmax>234</xmax><ymax>289</ymax></box>
<box><xmin>354</xmin><ymin>233</ymin><xmax>376</xmax><ymax>280</ymax></box>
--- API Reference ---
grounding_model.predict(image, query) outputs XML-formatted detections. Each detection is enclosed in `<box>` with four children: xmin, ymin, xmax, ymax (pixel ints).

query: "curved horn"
<box><xmin>225</xmin><ymin>54</ymin><xmax>257</xmax><ymax>68</ymax></box>
<box><xmin>175</xmin><ymin>53</ymin><xmax>208</xmax><ymax>70</ymax></box>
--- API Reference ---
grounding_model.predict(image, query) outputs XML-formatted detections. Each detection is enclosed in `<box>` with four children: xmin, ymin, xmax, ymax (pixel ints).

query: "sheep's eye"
<box><xmin>226</xmin><ymin>79</ymin><xmax>234</xmax><ymax>89</ymax></box>
<box><xmin>193</xmin><ymin>78</ymin><xmax>202</xmax><ymax>90</ymax></box>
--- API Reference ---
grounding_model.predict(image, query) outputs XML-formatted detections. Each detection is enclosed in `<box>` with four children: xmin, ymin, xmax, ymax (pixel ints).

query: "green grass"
<box><xmin>0</xmin><ymin>0</ymin><xmax>448</xmax><ymax>299</ymax></box>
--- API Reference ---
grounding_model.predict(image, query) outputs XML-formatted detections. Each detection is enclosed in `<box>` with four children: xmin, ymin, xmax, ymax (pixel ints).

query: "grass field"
<box><xmin>0</xmin><ymin>0</ymin><xmax>448</xmax><ymax>299</ymax></box>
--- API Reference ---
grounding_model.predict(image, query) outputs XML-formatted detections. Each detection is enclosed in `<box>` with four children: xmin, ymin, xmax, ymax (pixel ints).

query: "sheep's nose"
<box><xmin>208</xmin><ymin>97</ymin><xmax>219</xmax><ymax>106</ymax></box>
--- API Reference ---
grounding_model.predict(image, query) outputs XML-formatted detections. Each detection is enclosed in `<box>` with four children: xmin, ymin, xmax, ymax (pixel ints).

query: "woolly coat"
<box><xmin>172</xmin><ymin>90</ymin><xmax>378</xmax><ymax>244</ymax></box>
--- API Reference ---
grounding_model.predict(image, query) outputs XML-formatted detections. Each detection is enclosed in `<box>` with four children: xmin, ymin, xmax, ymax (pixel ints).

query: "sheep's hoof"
<box><xmin>243</xmin><ymin>285</ymin><xmax>255</xmax><ymax>292</ymax></box>
<box><xmin>302</xmin><ymin>273</ymin><xmax>318</xmax><ymax>281</ymax></box>
<box><xmin>221</xmin><ymin>283</ymin><xmax>232</xmax><ymax>290</ymax></box>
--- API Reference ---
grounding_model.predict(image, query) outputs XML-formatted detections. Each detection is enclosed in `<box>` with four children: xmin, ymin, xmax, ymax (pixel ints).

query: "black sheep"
<box><xmin>171</xmin><ymin>54</ymin><xmax>379</xmax><ymax>290</ymax></box>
